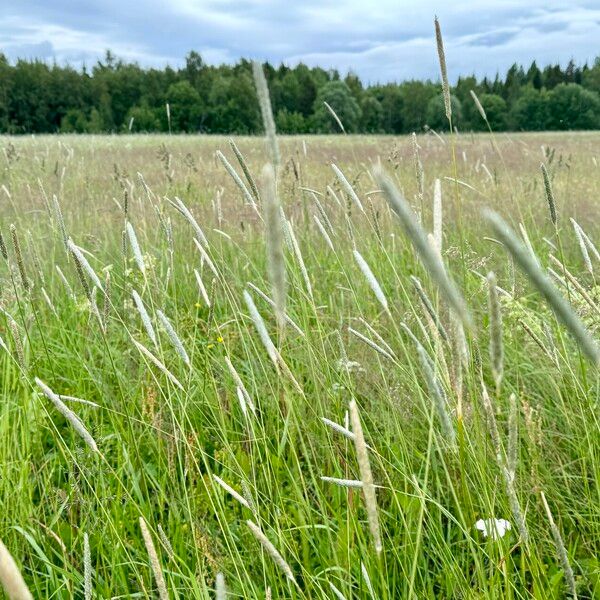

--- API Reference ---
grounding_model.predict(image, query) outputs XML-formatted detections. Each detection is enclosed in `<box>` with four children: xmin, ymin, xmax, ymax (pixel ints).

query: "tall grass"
<box><xmin>0</xmin><ymin>124</ymin><xmax>598</xmax><ymax>598</ymax></box>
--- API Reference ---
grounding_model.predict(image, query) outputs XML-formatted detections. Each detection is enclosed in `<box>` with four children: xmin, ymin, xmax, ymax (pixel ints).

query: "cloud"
<box><xmin>0</xmin><ymin>0</ymin><xmax>598</xmax><ymax>82</ymax></box>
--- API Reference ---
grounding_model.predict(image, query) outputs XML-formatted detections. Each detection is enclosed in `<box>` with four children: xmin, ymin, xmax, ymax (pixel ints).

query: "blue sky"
<box><xmin>1</xmin><ymin>1</ymin><xmax>599</xmax><ymax>83</ymax></box>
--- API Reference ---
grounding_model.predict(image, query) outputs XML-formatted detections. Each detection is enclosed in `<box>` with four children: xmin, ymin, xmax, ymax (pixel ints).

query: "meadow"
<box><xmin>0</xmin><ymin>128</ymin><xmax>599</xmax><ymax>599</ymax></box>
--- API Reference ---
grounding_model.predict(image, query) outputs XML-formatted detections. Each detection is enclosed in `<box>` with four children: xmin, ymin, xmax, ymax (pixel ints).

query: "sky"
<box><xmin>1</xmin><ymin>1</ymin><xmax>599</xmax><ymax>83</ymax></box>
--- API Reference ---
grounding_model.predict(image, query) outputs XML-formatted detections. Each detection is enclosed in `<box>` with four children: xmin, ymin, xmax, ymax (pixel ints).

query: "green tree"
<box><xmin>60</xmin><ymin>109</ymin><xmax>88</xmax><ymax>133</ymax></box>
<box><xmin>425</xmin><ymin>93</ymin><xmax>463</xmax><ymax>130</ymax></box>
<box><xmin>206</xmin><ymin>73</ymin><xmax>260</xmax><ymax>133</ymax></box>
<box><xmin>583</xmin><ymin>57</ymin><xmax>600</xmax><ymax>93</ymax></box>
<box><xmin>275</xmin><ymin>109</ymin><xmax>307</xmax><ymax>133</ymax></box>
<box><xmin>471</xmin><ymin>94</ymin><xmax>508</xmax><ymax>131</ymax></box>
<box><xmin>311</xmin><ymin>81</ymin><xmax>361</xmax><ymax>132</ymax></box>
<box><xmin>373</xmin><ymin>85</ymin><xmax>404</xmax><ymax>133</ymax></box>
<box><xmin>399</xmin><ymin>81</ymin><xmax>437</xmax><ymax>132</ymax></box>
<box><xmin>359</xmin><ymin>95</ymin><xmax>383</xmax><ymax>133</ymax></box>
<box><xmin>165</xmin><ymin>80</ymin><xmax>202</xmax><ymax>132</ymax></box>
<box><xmin>511</xmin><ymin>87</ymin><xmax>550</xmax><ymax>130</ymax></box>
<box><xmin>548</xmin><ymin>84</ymin><xmax>600</xmax><ymax>130</ymax></box>
<box><xmin>125</xmin><ymin>104</ymin><xmax>160</xmax><ymax>132</ymax></box>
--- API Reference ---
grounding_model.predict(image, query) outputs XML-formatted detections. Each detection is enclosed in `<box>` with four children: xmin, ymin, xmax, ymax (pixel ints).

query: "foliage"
<box><xmin>0</xmin><ymin>51</ymin><xmax>600</xmax><ymax>133</ymax></box>
<box><xmin>0</xmin><ymin>131</ymin><xmax>598</xmax><ymax>598</ymax></box>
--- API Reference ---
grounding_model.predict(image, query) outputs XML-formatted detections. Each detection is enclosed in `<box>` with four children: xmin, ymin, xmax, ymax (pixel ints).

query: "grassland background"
<box><xmin>0</xmin><ymin>131</ymin><xmax>598</xmax><ymax>598</ymax></box>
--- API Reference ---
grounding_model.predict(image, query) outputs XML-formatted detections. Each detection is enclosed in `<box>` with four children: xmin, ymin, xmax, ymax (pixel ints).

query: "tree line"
<box><xmin>1</xmin><ymin>50</ymin><xmax>600</xmax><ymax>134</ymax></box>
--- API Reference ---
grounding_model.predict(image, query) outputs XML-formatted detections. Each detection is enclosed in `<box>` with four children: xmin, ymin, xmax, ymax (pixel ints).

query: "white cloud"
<box><xmin>0</xmin><ymin>0</ymin><xmax>598</xmax><ymax>81</ymax></box>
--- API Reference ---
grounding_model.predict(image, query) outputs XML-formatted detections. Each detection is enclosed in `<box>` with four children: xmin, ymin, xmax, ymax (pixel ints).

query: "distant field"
<box><xmin>0</xmin><ymin>131</ymin><xmax>598</xmax><ymax>598</ymax></box>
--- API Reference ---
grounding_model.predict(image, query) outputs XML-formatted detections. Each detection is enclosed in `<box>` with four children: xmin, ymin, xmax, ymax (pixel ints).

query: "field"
<box><xmin>0</xmin><ymin>131</ymin><xmax>599</xmax><ymax>598</ymax></box>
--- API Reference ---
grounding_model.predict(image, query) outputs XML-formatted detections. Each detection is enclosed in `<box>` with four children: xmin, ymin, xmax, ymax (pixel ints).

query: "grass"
<box><xmin>0</xmin><ymin>130</ymin><xmax>598</xmax><ymax>598</ymax></box>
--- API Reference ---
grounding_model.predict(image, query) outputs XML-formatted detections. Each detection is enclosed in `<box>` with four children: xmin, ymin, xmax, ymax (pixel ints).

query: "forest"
<box><xmin>1</xmin><ymin>50</ymin><xmax>600</xmax><ymax>134</ymax></box>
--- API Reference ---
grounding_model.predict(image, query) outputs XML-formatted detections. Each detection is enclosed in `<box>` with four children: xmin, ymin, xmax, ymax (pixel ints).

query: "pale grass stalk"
<box><xmin>361</xmin><ymin>562</ymin><xmax>375</xmax><ymax>599</ymax></box>
<box><xmin>324</xmin><ymin>101</ymin><xmax>345</xmax><ymax>133</ymax></box>
<box><xmin>314</xmin><ymin>215</ymin><xmax>334</xmax><ymax>251</ymax></box>
<box><xmin>355</xmin><ymin>317</ymin><xmax>395</xmax><ymax>357</ymax></box>
<box><xmin>32</xmin><ymin>520</ymin><xmax>66</xmax><ymax>553</ymax></box>
<box><xmin>126</xmin><ymin>222</ymin><xmax>145</xmax><ymax>275</ymax></box>
<box><xmin>412</xmin><ymin>132</ymin><xmax>424</xmax><ymax>201</ymax></box>
<box><xmin>236</xmin><ymin>387</ymin><xmax>249</xmax><ymax>416</ymax></box>
<box><xmin>570</xmin><ymin>218</ymin><xmax>593</xmax><ymax>275</ymax></box>
<box><xmin>353</xmin><ymin>250</ymin><xmax>389</xmax><ymax>315</ymax></box>
<box><xmin>329</xmin><ymin>582</ymin><xmax>348</xmax><ymax>600</ymax></box>
<box><xmin>486</xmin><ymin>210</ymin><xmax>599</xmax><ymax>364</ymax></box>
<box><xmin>320</xmin><ymin>476</ymin><xmax>363</xmax><ymax>488</ymax></box>
<box><xmin>246</xmin><ymin>520</ymin><xmax>296</xmax><ymax>584</ymax></box>
<box><xmin>508</xmin><ymin>393</ymin><xmax>518</xmax><ymax>476</ymax></box>
<box><xmin>216</xmin><ymin>150</ymin><xmax>258</xmax><ymax>213</ymax></box>
<box><xmin>139</xmin><ymin>517</ymin><xmax>169</xmax><ymax>600</ymax></box>
<box><xmin>193</xmin><ymin>238</ymin><xmax>220</xmax><ymax>279</ymax></box>
<box><xmin>481</xmin><ymin>163</ymin><xmax>494</xmax><ymax>183</ymax></box>
<box><xmin>321</xmin><ymin>417</ymin><xmax>355</xmax><ymax>441</ymax></box>
<box><xmin>548</xmin><ymin>255</ymin><xmax>599</xmax><ymax>314</ymax></box>
<box><xmin>0</xmin><ymin>538</ymin><xmax>33</xmax><ymax>600</ymax></box>
<box><xmin>157</xmin><ymin>525</ymin><xmax>174</xmax><ymax>561</ymax></box>
<box><xmin>286</xmin><ymin>219</ymin><xmax>313</xmax><ymax>300</ymax></box>
<box><xmin>56</xmin><ymin>265</ymin><xmax>75</xmax><ymax>299</ymax></box>
<box><xmin>216</xmin><ymin>572</ymin><xmax>226</xmax><ymax>600</ymax></box>
<box><xmin>470</xmin><ymin>90</ymin><xmax>487</xmax><ymax>121</ymax></box>
<box><xmin>262</xmin><ymin>164</ymin><xmax>286</xmax><ymax>328</ymax></box>
<box><xmin>132</xmin><ymin>290</ymin><xmax>158</xmax><ymax>347</ymax></box>
<box><xmin>41</xmin><ymin>287</ymin><xmax>57</xmax><ymax>316</ymax></box>
<box><xmin>57</xmin><ymin>395</ymin><xmax>100</xmax><ymax>410</ymax></box>
<box><xmin>540</xmin><ymin>492</ymin><xmax>577</xmax><ymax>599</ymax></box>
<box><xmin>52</xmin><ymin>194</ymin><xmax>68</xmax><ymax>251</ymax></box>
<box><xmin>400</xmin><ymin>322</ymin><xmax>433</xmax><ymax>369</ymax></box>
<box><xmin>10</xmin><ymin>224</ymin><xmax>29</xmax><ymax>292</ymax></box>
<box><xmin>518</xmin><ymin>223</ymin><xmax>540</xmax><ymax>267</ymax></box>
<box><xmin>8</xmin><ymin>318</ymin><xmax>25</xmax><ymax>370</ymax></box>
<box><xmin>213</xmin><ymin>474</ymin><xmax>251</xmax><ymax>509</ymax></box>
<box><xmin>433</xmin><ymin>178</ymin><xmax>442</xmax><ymax>252</ymax></box>
<box><xmin>241</xmin><ymin>481</ymin><xmax>257</xmax><ymax>514</ymax></box>
<box><xmin>519</xmin><ymin>319</ymin><xmax>559</xmax><ymax>367</ymax></box>
<box><xmin>376</xmin><ymin>169</ymin><xmax>472</xmax><ymax>327</ymax></box>
<box><xmin>575</xmin><ymin>222</ymin><xmax>599</xmax><ymax>262</ymax></box>
<box><xmin>102</xmin><ymin>270</ymin><xmax>111</xmax><ymax>332</ymax></box>
<box><xmin>417</xmin><ymin>346</ymin><xmax>456</xmax><ymax>446</ymax></box>
<box><xmin>67</xmin><ymin>239</ymin><xmax>104</xmax><ymax>292</ymax></box>
<box><xmin>312</xmin><ymin>194</ymin><xmax>334</xmax><ymax>235</ymax></box>
<box><xmin>481</xmin><ymin>382</ymin><xmax>503</xmax><ymax>465</ymax></box>
<box><xmin>481</xmin><ymin>383</ymin><xmax>529</xmax><ymax>543</ymax></box>
<box><xmin>84</xmin><ymin>532</ymin><xmax>91</xmax><ymax>600</ymax></box>
<box><xmin>332</xmin><ymin>164</ymin><xmax>365</xmax><ymax>213</ymax></box>
<box><xmin>157</xmin><ymin>310</ymin><xmax>190</xmax><ymax>366</ymax></box>
<box><xmin>170</xmin><ymin>196</ymin><xmax>208</xmax><ymax>247</ymax></box>
<box><xmin>229</xmin><ymin>139</ymin><xmax>260</xmax><ymax>203</ymax></box>
<box><xmin>252</xmin><ymin>61</ymin><xmax>280</xmax><ymax>168</ymax></box>
<box><xmin>344</xmin><ymin>212</ymin><xmax>356</xmax><ymax>250</ymax></box>
<box><xmin>487</xmin><ymin>272</ymin><xmax>504</xmax><ymax>388</ymax></box>
<box><xmin>133</xmin><ymin>339</ymin><xmax>184</xmax><ymax>391</ymax></box>
<box><xmin>35</xmin><ymin>378</ymin><xmax>99</xmax><ymax>453</ymax></box>
<box><xmin>243</xmin><ymin>290</ymin><xmax>278</xmax><ymax>365</ymax></box>
<box><xmin>247</xmin><ymin>282</ymin><xmax>305</xmax><ymax>336</ymax></box>
<box><xmin>327</xmin><ymin>185</ymin><xmax>343</xmax><ymax>207</ymax></box>
<box><xmin>434</xmin><ymin>16</ymin><xmax>451</xmax><ymax>121</ymax></box>
<box><xmin>349</xmin><ymin>399</ymin><xmax>382</xmax><ymax>554</ymax></box>
<box><xmin>348</xmin><ymin>327</ymin><xmax>395</xmax><ymax>362</ymax></box>
<box><xmin>0</xmin><ymin>230</ymin><xmax>7</xmax><ymax>260</ymax></box>
<box><xmin>224</xmin><ymin>356</ymin><xmax>256</xmax><ymax>413</ymax></box>
<box><xmin>411</xmin><ymin>276</ymin><xmax>448</xmax><ymax>341</ymax></box>
<box><xmin>194</xmin><ymin>269</ymin><xmax>211</xmax><ymax>307</ymax></box>
<box><xmin>540</xmin><ymin>163</ymin><xmax>557</xmax><ymax>225</ymax></box>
